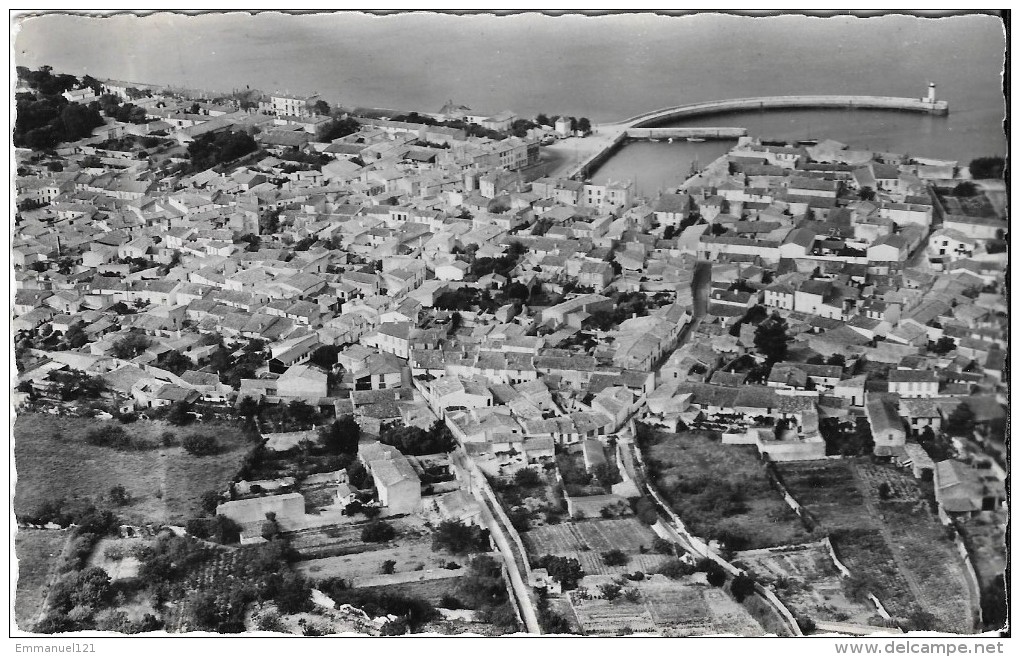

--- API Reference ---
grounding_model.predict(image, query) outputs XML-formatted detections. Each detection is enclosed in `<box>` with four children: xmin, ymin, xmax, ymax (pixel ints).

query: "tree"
<box><xmin>730</xmin><ymin>573</ymin><xmax>756</xmax><ymax>602</ymax></box>
<box><xmin>64</xmin><ymin>323</ymin><xmax>88</xmax><ymax>349</ymax></box>
<box><xmin>167</xmin><ymin>401</ymin><xmax>194</xmax><ymax>426</ymax></box>
<box><xmin>320</xmin><ymin>415</ymin><xmax>360</xmax><ymax>455</ymax></box>
<box><xmin>381</xmin><ymin>560</ymin><xmax>397</xmax><ymax>575</ymax></box>
<box><xmin>826</xmin><ymin>353</ymin><xmax>846</xmax><ymax>367</ymax></box>
<box><xmin>287</xmin><ymin>400</ymin><xmax>317</xmax><ymax>427</ymax></box>
<box><xmin>601</xmin><ymin>549</ymin><xmax>629</xmax><ymax>566</ymax></box>
<box><xmin>599</xmin><ymin>583</ymin><xmax>622</xmax><ymax>601</ymax></box>
<box><xmin>754</xmin><ymin>312</ymin><xmax>791</xmax><ymax>363</ymax></box>
<box><xmin>110</xmin><ymin>331</ymin><xmax>151</xmax><ymax>359</ymax></box>
<box><xmin>312</xmin><ymin>100</ymin><xmax>331</xmax><ymax>116</ymax></box>
<box><xmin>513</xmin><ymin>468</ymin><xmax>542</xmax><ymax>488</ymax></box>
<box><xmin>432</xmin><ymin>519</ymin><xmax>484</xmax><ymax>554</ymax></box>
<box><xmin>200</xmin><ymin>490</ymin><xmax>221</xmax><ymax>515</ymax></box>
<box><xmin>537</xmin><ymin>555</ymin><xmax>584</xmax><ymax>590</ymax></box>
<box><xmin>952</xmin><ymin>181</ymin><xmax>978</xmax><ymax>197</ymax></box>
<box><xmin>699</xmin><ymin>559</ymin><xmax>727</xmax><ymax>587</ymax></box>
<box><xmin>945</xmin><ymin>402</ymin><xmax>976</xmax><ymax>437</ymax></box>
<box><xmin>261</xmin><ymin>512</ymin><xmax>280</xmax><ymax>540</ymax></box>
<box><xmin>316</xmin><ymin>117</ymin><xmax>360</xmax><ymax>142</ymax></box>
<box><xmin>72</xmin><ymin>567</ymin><xmax>113</xmax><ymax>610</ymax></box>
<box><xmin>361</xmin><ymin>521</ymin><xmax>396</xmax><ymax>543</ymax></box>
<box><xmin>931</xmin><ymin>336</ymin><xmax>957</xmax><ymax>355</ymax></box>
<box><xmin>535</xmin><ymin>113</ymin><xmax>551</xmax><ymax>127</ymax></box>
<box><xmin>857</xmin><ymin>186</ymin><xmax>876</xmax><ymax>201</ymax></box>
<box><xmin>968</xmin><ymin>156</ymin><xmax>1005</xmax><ymax>180</ymax></box>
<box><xmin>182</xmin><ymin>433</ymin><xmax>219</xmax><ymax>456</ymax></box>
<box><xmin>877</xmin><ymin>482</ymin><xmax>892</xmax><ymax>500</ymax></box>
<box><xmin>634</xmin><ymin>496</ymin><xmax>658</xmax><ymax>525</ymax></box>
<box><xmin>157</xmin><ymin>349</ymin><xmax>191</xmax><ymax>375</ymax></box>
<box><xmin>577</xmin><ymin>117</ymin><xmax>591</xmax><ymax>134</ymax></box>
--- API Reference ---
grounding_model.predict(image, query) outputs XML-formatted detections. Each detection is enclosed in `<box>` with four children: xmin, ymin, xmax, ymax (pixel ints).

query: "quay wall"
<box><xmin>624</xmin><ymin>126</ymin><xmax>747</xmax><ymax>140</ymax></box>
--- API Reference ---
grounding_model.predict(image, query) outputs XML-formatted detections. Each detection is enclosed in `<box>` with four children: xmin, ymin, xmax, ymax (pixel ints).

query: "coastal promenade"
<box><xmin>545</xmin><ymin>94</ymin><xmax>950</xmax><ymax>181</ymax></box>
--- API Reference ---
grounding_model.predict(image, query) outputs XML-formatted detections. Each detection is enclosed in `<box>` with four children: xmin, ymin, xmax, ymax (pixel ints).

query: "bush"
<box><xmin>361</xmin><ymin>521</ymin><xmax>396</xmax><ymax>543</ymax></box>
<box><xmin>633</xmin><ymin>496</ymin><xmax>658</xmax><ymax>525</ymax></box>
<box><xmin>432</xmin><ymin>519</ymin><xmax>485</xmax><ymax>554</ymax></box>
<box><xmin>161</xmin><ymin>431</ymin><xmax>178</xmax><ymax>447</ymax></box>
<box><xmin>536</xmin><ymin>555</ymin><xmax>585</xmax><ymax>590</ymax></box>
<box><xmin>697</xmin><ymin>559</ymin><xmax>727</xmax><ymax>587</ymax></box>
<box><xmin>797</xmin><ymin>615</ymin><xmax>817</xmax><ymax>633</ymax></box>
<box><xmin>182</xmin><ymin>433</ymin><xmax>219</xmax><ymax>456</ymax></box>
<box><xmin>107</xmin><ymin>485</ymin><xmax>130</xmax><ymax>506</ymax></box>
<box><xmin>730</xmin><ymin>573</ymin><xmax>756</xmax><ymax>602</ymax></box>
<box><xmin>655</xmin><ymin>559</ymin><xmax>696</xmax><ymax>580</ymax></box>
<box><xmin>599</xmin><ymin>583</ymin><xmax>622</xmax><ymax>601</ymax></box>
<box><xmin>513</xmin><ymin>468</ymin><xmax>542</xmax><ymax>488</ymax></box>
<box><xmin>652</xmin><ymin>536</ymin><xmax>674</xmax><ymax>555</ymax></box>
<box><xmin>439</xmin><ymin>594</ymin><xmax>462</xmax><ymax>609</ymax></box>
<box><xmin>381</xmin><ymin>560</ymin><xmax>396</xmax><ymax>575</ymax></box>
<box><xmin>601</xmin><ymin>549</ymin><xmax>629</xmax><ymax>566</ymax></box>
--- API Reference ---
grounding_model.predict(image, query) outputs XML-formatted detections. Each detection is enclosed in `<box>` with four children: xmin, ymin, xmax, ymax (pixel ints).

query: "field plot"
<box><xmin>523</xmin><ymin>519</ymin><xmax>672</xmax><ymax>574</ymax></box>
<box><xmin>877</xmin><ymin>502</ymin><xmax>975</xmax><ymax>633</ymax></box>
<box><xmin>854</xmin><ymin>462</ymin><xmax>924</xmax><ymax>503</ymax></box>
<box><xmin>358</xmin><ymin>576</ymin><xmax>466</xmax><ymax>605</ymax></box>
<box><xmin>288</xmin><ymin>516</ymin><xmax>427</xmax><ymax>560</ymax></box>
<box><xmin>14</xmin><ymin>413</ymin><xmax>251</xmax><ymax>525</ymax></box>
<box><xmin>568</xmin><ymin>576</ymin><xmax>763</xmax><ymax>636</ymax></box>
<box><xmin>776</xmin><ymin>460</ymin><xmax>865</xmax><ymax>531</ymax></box>
<box><xmin>14</xmin><ymin>529</ymin><xmax>70</xmax><ymax>631</ymax></box>
<box><xmin>296</xmin><ymin>534</ymin><xmax>471</xmax><ymax>582</ymax></box>
<box><xmin>780</xmin><ymin>460</ymin><xmax>977</xmax><ymax>632</ymax></box>
<box><xmin>640</xmin><ymin>430</ymin><xmax>814</xmax><ymax>550</ymax></box>
<box><xmin>735</xmin><ymin>543</ymin><xmax>879</xmax><ymax>626</ymax></box>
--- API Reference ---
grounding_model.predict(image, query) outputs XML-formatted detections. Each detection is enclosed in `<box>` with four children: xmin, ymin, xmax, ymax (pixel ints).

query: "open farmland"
<box><xmin>568</xmin><ymin>576</ymin><xmax>763</xmax><ymax>636</ymax></box>
<box><xmin>14</xmin><ymin>413</ymin><xmax>251</xmax><ymax>525</ymax></box>
<box><xmin>14</xmin><ymin>529</ymin><xmax>70</xmax><ymax>631</ymax></box>
<box><xmin>639</xmin><ymin>429</ymin><xmax>815</xmax><ymax>549</ymax></box>
<box><xmin>735</xmin><ymin>542</ymin><xmax>881</xmax><ymax>627</ymax></box>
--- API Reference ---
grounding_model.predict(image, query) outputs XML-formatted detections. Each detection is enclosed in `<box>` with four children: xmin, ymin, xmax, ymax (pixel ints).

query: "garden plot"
<box><xmin>87</xmin><ymin>537</ymin><xmax>150</xmax><ymax>581</ymax></box>
<box><xmin>525</xmin><ymin>518</ymin><xmax>662</xmax><ymax>557</ymax></box>
<box><xmin>295</xmin><ymin>535</ymin><xmax>471</xmax><ymax>583</ymax></box>
<box><xmin>568</xmin><ymin>576</ymin><xmax>763</xmax><ymax>636</ymax></box>
<box><xmin>877</xmin><ymin>502</ymin><xmax>975</xmax><ymax>634</ymax></box>
<box><xmin>776</xmin><ymin>460</ymin><xmax>869</xmax><ymax>531</ymax></box>
<box><xmin>735</xmin><ymin>543</ymin><xmax>879</xmax><ymax>626</ymax></box>
<box><xmin>288</xmin><ymin>516</ymin><xmax>426</xmax><ymax>560</ymax></box>
<box><xmin>853</xmin><ymin>462</ymin><xmax>924</xmax><ymax>503</ymax></box>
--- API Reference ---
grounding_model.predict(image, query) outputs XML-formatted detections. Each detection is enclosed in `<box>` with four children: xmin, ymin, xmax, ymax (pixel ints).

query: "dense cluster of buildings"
<box><xmin>14</xmin><ymin>74</ymin><xmax>1006</xmax><ymax>548</ymax></box>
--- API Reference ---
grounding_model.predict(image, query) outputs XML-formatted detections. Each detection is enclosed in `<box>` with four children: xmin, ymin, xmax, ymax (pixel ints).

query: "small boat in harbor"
<box><xmin>667</xmin><ymin>137</ymin><xmax>674</xmax><ymax>143</ymax></box>
<box><xmin>686</xmin><ymin>137</ymin><xmax>705</xmax><ymax>142</ymax></box>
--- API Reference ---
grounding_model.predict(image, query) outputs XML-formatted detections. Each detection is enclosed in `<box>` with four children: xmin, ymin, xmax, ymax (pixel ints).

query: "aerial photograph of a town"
<box><xmin>7</xmin><ymin>9</ymin><xmax>1010</xmax><ymax>647</ymax></box>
